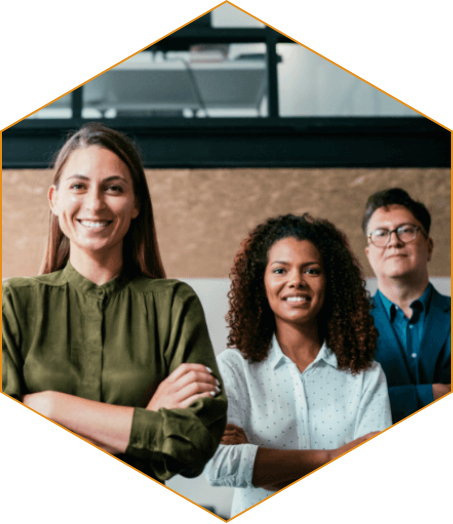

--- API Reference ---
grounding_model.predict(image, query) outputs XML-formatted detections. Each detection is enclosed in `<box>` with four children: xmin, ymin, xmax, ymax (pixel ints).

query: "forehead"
<box><xmin>60</xmin><ymin>145</ymin><xmax>132</xmax><ymax>181</ymax></box>
<box><xmin>267</xmin><ymin>237</ymin><xmax>322</xmax><ymax>262</ymax></box>
<box><xmin>368</xmin><ymin>204</ymin><xmax>420</xmax><ymax>231</ymax></box>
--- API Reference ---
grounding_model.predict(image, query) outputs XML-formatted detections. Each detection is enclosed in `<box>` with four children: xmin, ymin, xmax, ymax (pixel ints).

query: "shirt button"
<box><xmin>96</xmin><ymin>290</ymin><xmax>103</xmax><ymax>296</ymax></box>
<box><xmin>411</xmin><ymin>353</ymin><xmax>417</xmax><ymax>358</ymax></box>
<box><xmin>409</xmin><ymin>325</ymin><xmax>414</xmax><ymax>329</ymax></box>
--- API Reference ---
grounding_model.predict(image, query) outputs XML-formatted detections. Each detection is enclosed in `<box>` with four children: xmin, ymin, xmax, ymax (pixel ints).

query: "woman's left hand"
<box><xmin>221</xmin><ymin>423</ymin><xmax>249</xmax><ymax>445</ymax></box>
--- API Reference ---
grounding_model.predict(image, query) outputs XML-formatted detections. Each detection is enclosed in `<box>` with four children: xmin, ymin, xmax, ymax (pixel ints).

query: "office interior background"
<box><xmin>2</xmin><ymin>3</ymin><xmax>450</xmax><ymax>518</ymax></box>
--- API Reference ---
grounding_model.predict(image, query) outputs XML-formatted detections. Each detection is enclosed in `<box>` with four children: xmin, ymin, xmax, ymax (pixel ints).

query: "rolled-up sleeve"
<box><xmin>354</xmin><ymin>361</ymin><xmax>392</xmax><ymax>438</ymax></box>
<box><xmin>204</xmin><ymin>350</ymin><xmax>259</xmax><ymax>488</ymax></box>
<box><xmin>125</xmin><ymin>282</ymin><xmax>228</xmax><ymax>481</ymax></box>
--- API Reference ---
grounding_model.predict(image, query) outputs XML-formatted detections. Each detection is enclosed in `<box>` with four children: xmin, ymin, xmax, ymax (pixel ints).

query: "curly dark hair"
<box><xmin>227</xmin><ymin>214</ymin><xmax>377</xmax><ymax>374</ymax></box>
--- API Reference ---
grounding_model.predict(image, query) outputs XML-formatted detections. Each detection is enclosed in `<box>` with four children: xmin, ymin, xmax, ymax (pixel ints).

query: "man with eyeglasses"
<box><xmin>363</xmin><ymin>188</ymin><xmax>450</xmax><ymax>423</ymax></box>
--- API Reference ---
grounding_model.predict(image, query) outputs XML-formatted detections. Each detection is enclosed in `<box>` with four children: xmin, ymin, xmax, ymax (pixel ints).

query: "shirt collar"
<box><xmin>62</xmin><ymin>261</ymin><xmax>130</xmax><ymax>298</ymax></box>
<box><xmin>268</xmin><ymin>334</ymin><xmax>338</xmax><ymax>370</ymax></box>
<box><xmin>378</xmin><ymin>283</ymin><xmax>433</xmax><ymax>321</ymax></box>
<box><xmin>417</xmin><ymin>282</ymin><xmax>433</xmax><ymax>314</ymax></box>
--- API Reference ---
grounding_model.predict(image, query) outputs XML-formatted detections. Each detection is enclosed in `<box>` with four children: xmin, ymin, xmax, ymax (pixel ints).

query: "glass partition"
<box><xmin>27</xmin><ymin>92</ymin><xmax>73</xmax><ymax>119</ymax></box>
<box><xmin>277</xmin><ymin>43</ymin><xmax>418</xmax><ymax>117</ymax></box>
<box><xmin>81</xmin><ymin>44</ymin><xmax>268</xmax><ymax>119</ymax></box>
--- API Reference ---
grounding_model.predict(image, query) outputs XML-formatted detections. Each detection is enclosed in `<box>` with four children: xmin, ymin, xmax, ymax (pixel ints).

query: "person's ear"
<box><xmin>132</xmin><ymin>197</ymin><xmax>140</xmax><ymax>219</ymax></box>
<box><xmin>427</xmin><ymin>237</ymin><xmax>434</xmax><ymax>262</ymax></box>
<box><xmin>365</xmin><ymin>244</ymin><xmax>370</xmax><ymax>259</ymax></box>
<box><xmin>48</xmin><ymin>185</ymin><xmax>59</xmax><ymax>216</ymax></box>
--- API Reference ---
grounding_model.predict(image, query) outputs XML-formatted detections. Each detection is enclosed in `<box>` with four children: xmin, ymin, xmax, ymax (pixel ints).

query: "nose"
<box><xmin>289</xmin><ymin>270</ymin><xmax>306</xmax><ymax>288</ymax></box>
<box><xmin>387</xmin><ymin>230</ymin><xmax>404</xmax><ymax>247</ymax></box>
<box><xmin>84</xmin><ymin>188</ymin><xmax>106</xmax><ymax>212</ymax></box>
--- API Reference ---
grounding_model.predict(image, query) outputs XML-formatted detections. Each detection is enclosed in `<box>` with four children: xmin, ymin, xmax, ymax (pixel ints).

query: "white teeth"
<box><xmin>79</xmin><ymin>220</ymin><xmax>109</xmax><ymax>228</ymax></box>
<box><xmin>286</xmin><ymin>296</ymin><xmax>307</xmax><ymax>302</ymax></box>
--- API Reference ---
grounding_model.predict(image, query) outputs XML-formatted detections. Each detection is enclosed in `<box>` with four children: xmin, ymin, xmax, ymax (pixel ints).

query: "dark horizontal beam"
<box><xmin>147</xmin><ymin>28</ymin><xmax>291</xmax><ymax>49</ymax></box>
<box><xmin>2</xmin><ymin>117</ymin><xmax>450</xmax><ymax>169</ymax></box>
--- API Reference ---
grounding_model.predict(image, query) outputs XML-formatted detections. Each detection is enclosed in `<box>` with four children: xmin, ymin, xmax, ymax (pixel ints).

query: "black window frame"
<box><xmin>2</xmin><ymin>19</ymin><xmax>450</xmax><ymax>169</ymax></box>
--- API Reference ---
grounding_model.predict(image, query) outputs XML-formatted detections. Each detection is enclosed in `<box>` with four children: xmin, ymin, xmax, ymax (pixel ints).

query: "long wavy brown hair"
<box><xmin>40</xmin><ymin>123</ymin><xmax>165</xmax><ymax>279</ymax></box>
<box><xmin>227</xmin><ymin>214</ymin><xmax>377</xmax><ymax>374</ymax></box>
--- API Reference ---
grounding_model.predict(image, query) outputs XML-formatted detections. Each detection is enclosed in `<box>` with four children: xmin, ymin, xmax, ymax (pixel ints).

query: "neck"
<box><xmin>69</xmin><ymin>245</ymin><xmax>124</xmax><ymax>286</ymax></box>
<box><xmin>377</xmin><ymin>274</ymin><xmax>429</xmax><ymax>312</ymax></box>
<box><xmin>275</xmin><ymin>320</ymin><xmax>322</xmax><ymax>372</ymax></box>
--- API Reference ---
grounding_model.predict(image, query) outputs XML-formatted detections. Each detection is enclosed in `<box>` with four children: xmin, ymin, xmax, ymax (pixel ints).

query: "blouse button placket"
<box><xmin>290</xmin><ymin>364</ymin><xmax>311</xmax><ymax>449</ymax></box>
<box><xmin>79</xmin><ymin>289</ymin><xmax>105</xmax><ymax>401</ymax></box>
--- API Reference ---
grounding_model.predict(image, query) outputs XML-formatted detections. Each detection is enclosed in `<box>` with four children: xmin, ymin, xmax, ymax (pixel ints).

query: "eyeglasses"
<box><xmin>367</xmin><ymin>224</ymin><xmax>426</xmax><ymax>247</ymax></box>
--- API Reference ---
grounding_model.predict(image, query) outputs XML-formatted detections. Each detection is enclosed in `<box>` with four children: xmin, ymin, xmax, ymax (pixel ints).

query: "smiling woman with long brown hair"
<box><xmin>205</xmin><ymin>214</ymin><xmax>391</xmax><ymax>517</ymax></box>
<box><xmin>2</xmin><ymin>123</ymin><xmax>227</xmax><ymax>481</ymax></box>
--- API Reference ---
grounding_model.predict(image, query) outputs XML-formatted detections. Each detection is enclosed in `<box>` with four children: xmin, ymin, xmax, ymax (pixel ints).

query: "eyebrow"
<box><xmin>371</xmin><ymin>222</ymin><xmax>417</xmax><ymax>231</ymax></box>
<box><xmin>67</xmin><ymin>175</ymin><xmax>89</xmax><ymax>181</ymax></box>
<box><xmin>270</xmin><ymin>260</ymin><xmax>320</xmax><ymax>266</ymax></box>
<box><xmin>66</xmin><ymin>175</ymin><xmax>129</xmax><ymax>183</ymax></box>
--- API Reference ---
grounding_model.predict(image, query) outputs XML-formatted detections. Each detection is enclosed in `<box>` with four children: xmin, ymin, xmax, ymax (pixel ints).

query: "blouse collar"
<box><xmin>62</xmin><ymin>261</ymin><xmax>130</xmax><ymax>298</ymax></box>
<box><xmin>269</xmin><ymin>334</ymin><xmax>338</xmax><ymax>370</ymax></box>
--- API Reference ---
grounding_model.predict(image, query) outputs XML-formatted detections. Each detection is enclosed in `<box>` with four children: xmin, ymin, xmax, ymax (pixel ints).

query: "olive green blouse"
<box><xmin>2</xmin><ymin>263</ymin><xmax>227</xmax><ymax>481</ymax></box>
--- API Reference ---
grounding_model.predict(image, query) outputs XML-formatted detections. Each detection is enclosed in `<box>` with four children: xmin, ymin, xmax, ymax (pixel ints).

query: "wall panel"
<box><xmin>2</xmin><ymin>168</ymin><xmax>450</xmax><ymax>279</ymax></box>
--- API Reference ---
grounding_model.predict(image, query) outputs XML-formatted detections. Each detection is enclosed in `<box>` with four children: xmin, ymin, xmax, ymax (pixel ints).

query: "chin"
<box><xmin>383</xmin><ymin>263</ymin><xmax>413</xmax><ymax>277</ymax></box>
<box><xmin>286</xmin><ymin>314</ymin><xmax>317</xmax><ymax>327</ymax></box>
<box><xmin>75</xmin><ymin>240</ymin><xmax>114</xmax><ymax>253</ymax></box>
<box><xmin>384</xmin><ymin>269</ymin><xmax>416</xmax><ymax>279</ymax></box>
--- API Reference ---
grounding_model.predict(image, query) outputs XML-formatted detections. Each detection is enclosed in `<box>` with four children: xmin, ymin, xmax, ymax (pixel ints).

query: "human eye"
<box><xmin>272</xmin><ymin>267</ymin><xmax>285</xmax><ymax>275</ymax></box>
<box><xmin>399</xmin><ymin>225</ymin><xmax>415</xmax><ymax>235</ymax></box>
<box><xmin>69</xmin><ymin>182</ymin><xmax>85</xmax><ymax>191</ymax></box>
<box><xmin>305</xmin><ymin>267</ymin><xmax>321</xmax><ymax>275</ymax></box>
<box><xmin>106</xmin><ymin>184</ymin><xmax>124</xmax><ymax>193</ymax></box>
<box><xmin>373</xmin><ymin>229</ymin><xmax>388</xmax><ymax>238</ymax></box>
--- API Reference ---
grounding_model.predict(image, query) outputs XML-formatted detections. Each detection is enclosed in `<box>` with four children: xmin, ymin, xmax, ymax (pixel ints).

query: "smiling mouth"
<box><xmin>77</xmin><ymin>220</ymin><xmax>112</xmax><ymax>229</ymax></box>
<box><xmin>284</xmin><ymin>296</ymin><xmax>309</xmax><ymax>302</ymax></box>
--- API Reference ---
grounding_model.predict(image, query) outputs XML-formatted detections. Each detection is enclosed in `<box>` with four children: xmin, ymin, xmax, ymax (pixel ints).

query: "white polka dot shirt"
<box><xmin>204</xmin><ymin>336</ymin><xmax>391</xmax><ymax>517</ymax></box>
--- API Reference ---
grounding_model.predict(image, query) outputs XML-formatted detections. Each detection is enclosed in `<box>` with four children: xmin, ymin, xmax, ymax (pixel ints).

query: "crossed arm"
<box><xmin>22</xmin><ymin>363</ymin><xmax>221</xmax><ymax>454</ymax></box>
<box><xmin>221</xmin><ymin>424</ymin><xmax>379</xmax><ymax>491</ymax></box>
<box><xmin>3</xmin><ymin>280</ymin><xmax>227</xmax><ymax>480</ymax></box>
<box><xmin>387</xmin><ymin>382</ymin><xmax>451</xmax><ymax>423</ymax></box>
<box><xmin>205</xmin><ymin>356</ymin><xmax>391</xmax><ymax>492</ymax></box>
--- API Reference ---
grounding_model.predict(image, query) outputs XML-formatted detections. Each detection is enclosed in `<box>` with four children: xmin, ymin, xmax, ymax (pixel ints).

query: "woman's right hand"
<box><xmin>146</xmin><ymin>363</ymin><xmax>221</xmax><ymax>412</ymax></box>
<box><xmin>330</xmin><ymin>431</ymin><xmax>380</xmax><ymax>461</ymax></box>
<box><xmin>221</xmin><ymin>424</ymin><xmax>249</xmax><ymax>445</ymax></box>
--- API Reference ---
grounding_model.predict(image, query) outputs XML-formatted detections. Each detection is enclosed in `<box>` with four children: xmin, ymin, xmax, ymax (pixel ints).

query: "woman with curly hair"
<box><xmin>205</xmin><ymin>213</ymin><xmax>391</xmax><ymax>516</ymax></box>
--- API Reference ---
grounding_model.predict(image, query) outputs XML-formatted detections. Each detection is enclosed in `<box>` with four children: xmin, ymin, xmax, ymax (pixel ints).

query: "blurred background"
<box><xmin>2</xmin><ymin>3</ymin><xmax>450</xmax><ymax>519</ymax></box>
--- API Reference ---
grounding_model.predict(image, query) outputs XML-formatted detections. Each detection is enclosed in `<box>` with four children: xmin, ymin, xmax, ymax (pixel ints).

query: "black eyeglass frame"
<box><xmin>367</xmin><ymin>223</ymin><xmax>428</xmax><ymax>247</ymax></box>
